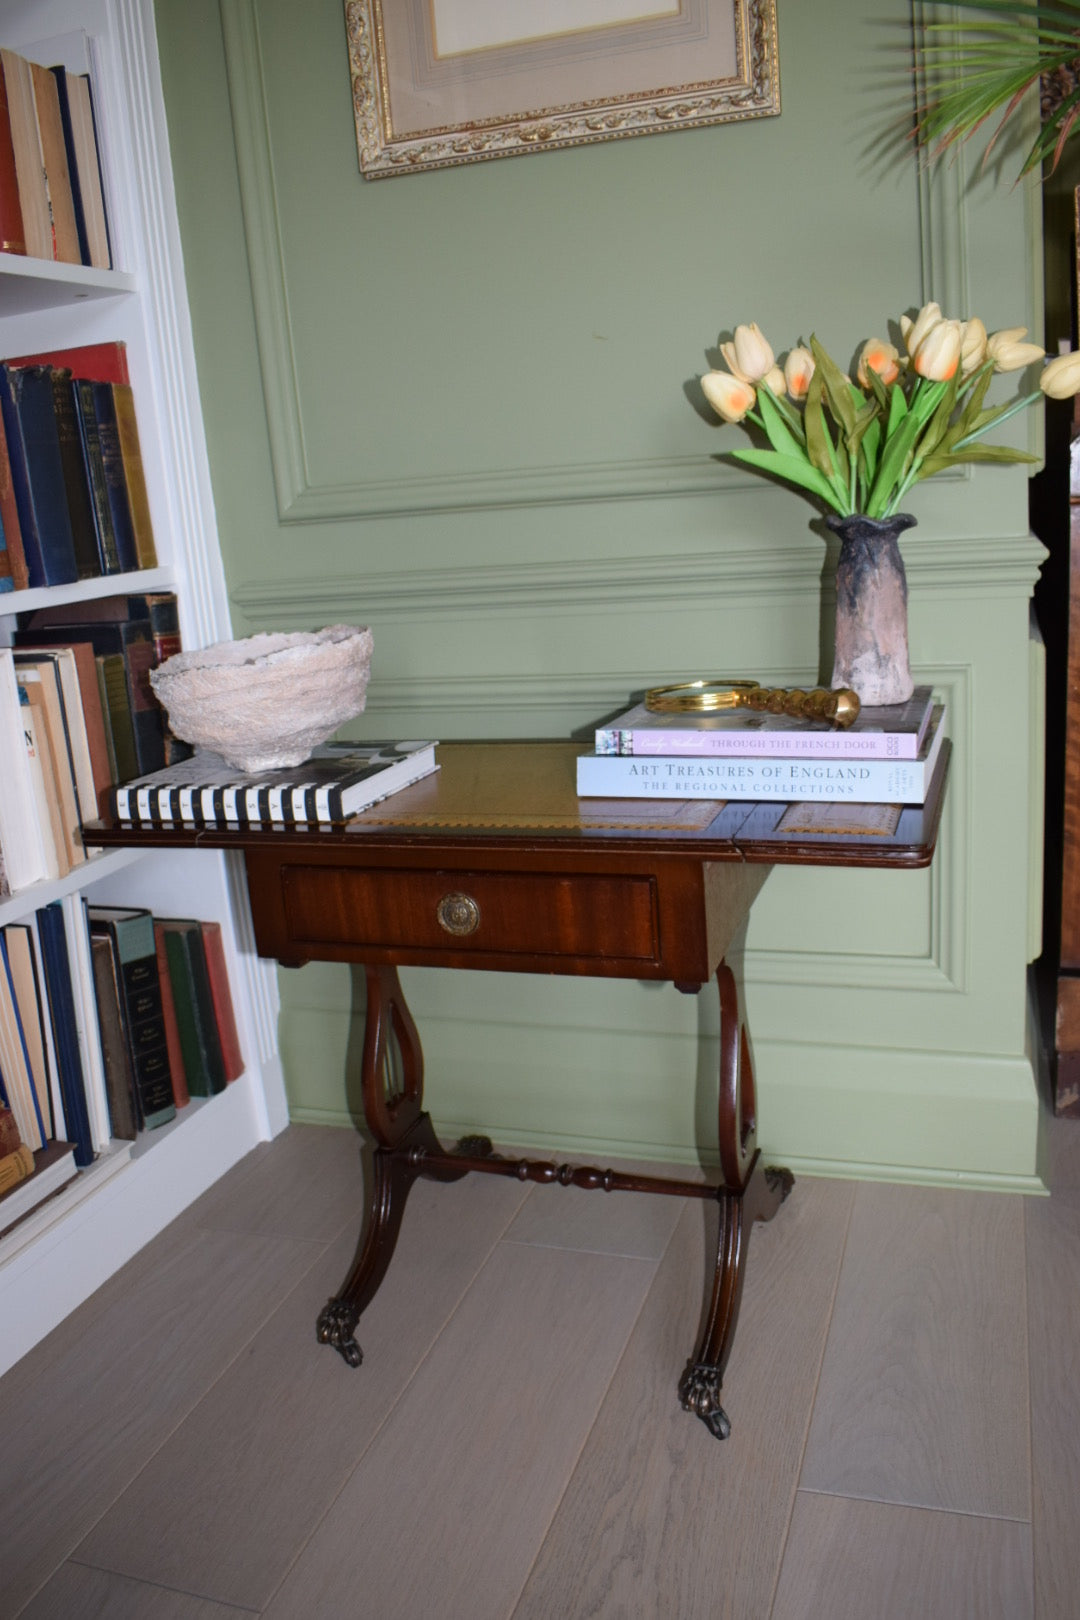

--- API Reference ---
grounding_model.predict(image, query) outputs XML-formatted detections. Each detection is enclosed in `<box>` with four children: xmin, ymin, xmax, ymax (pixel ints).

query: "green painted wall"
<box><xmin>155</xmin><ymin>0</ymin><xmax>1046</xmax><ymax>1188</ymax></box>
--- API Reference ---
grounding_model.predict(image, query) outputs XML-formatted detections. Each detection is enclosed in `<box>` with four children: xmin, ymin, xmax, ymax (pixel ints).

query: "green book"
<box><xmin>160</xmin><ymin>920</ymin><xmax>226</xmax><ymax>1098</ymax></box>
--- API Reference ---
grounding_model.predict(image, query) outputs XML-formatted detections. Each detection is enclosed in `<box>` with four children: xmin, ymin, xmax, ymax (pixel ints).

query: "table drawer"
<box><xmin>279</xmin><ymin>864</ymin><xmax>661</xmax><ymax>965</ymax></box>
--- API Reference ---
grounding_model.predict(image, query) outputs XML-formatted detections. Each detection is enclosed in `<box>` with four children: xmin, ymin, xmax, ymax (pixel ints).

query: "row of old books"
<box><xmin>0</xmin><ymin>340</ymin><xmax>157</xmax><ymax>595</ymax></box>
<box><xmin>0</xmin><ymin>897</ymin><xmax>243</xmax><ymax>1238</ymax></box>
<box><xmin>577</xmin><ymin>686</ymin><xmax>947</xmax><ymax>805</ymax></box>
<box><xmin>0</xmin><ymin>43</ymin><xmax>111</xmax><ymax>267</ymax></box>
<box><xmin>0</xmin><ymin>591</ymin><xmax>182</xmax><ymax>896</ymax></box>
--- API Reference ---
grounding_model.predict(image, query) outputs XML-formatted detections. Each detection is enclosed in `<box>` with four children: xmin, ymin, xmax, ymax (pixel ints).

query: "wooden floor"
<box><xmin>3</xmin><ymin>1113</ymin><xmax>1079</xmax><ymax>1619</ymax></box>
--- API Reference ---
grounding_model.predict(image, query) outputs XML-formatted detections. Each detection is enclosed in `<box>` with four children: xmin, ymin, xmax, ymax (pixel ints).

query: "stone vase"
<box><xmin>827</xmin><ymin>512</ymin><xmax>916</xmax><ymax>706</ymax></box>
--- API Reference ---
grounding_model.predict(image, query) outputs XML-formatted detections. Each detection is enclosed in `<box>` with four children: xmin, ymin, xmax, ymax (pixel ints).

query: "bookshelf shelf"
<box><xmin>0</xmin><ymin>252</ymin><xmax>136</xmax><ymax>313</ymax></box>
<box><xmin>0</xmin><ymin>0</ymin><xmax>287</xmax><ymax>1379</ymax></box>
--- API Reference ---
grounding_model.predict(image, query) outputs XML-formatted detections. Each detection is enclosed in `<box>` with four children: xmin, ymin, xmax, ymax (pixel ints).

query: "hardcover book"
<box><xmin>35</xmin><ymin>903</ymin><xmax>93</xmax><ymax>1167</ymax></box>
<box><xmin>0</xmin><ymin>363</ymin><xmax>79</xmax><ymax>586</ymax></box>
<box><xmin>4</xmin><ymin>922</ymin><xmax>56</xmax><ymax>1144</ymax></box>
<box><xmin>594</xmin><ymin>687</ymin><xmax>935</xmax><ymax>760</ymax></box>
<box><xmin>0</xmin><ymin>49</ymin><xmax>51</xmax><ymax>260</ymax></box>
<box><xmin>27</xmin><ymin>61</ymin><xmax>80</xmax><ymax>264</ymax></box>
<box><xmin>111</xmin><ymin>740</ymin><xmax>440</xmax><ymax>827</ymax></box>
<box><xmin>89</xmin><ymin>934</ymin><xmax>138</xmax><ymax>1140</ymax></box>
<box><xmin>157</xmin><ymin>919</ymin><xmax>226</xmax><ymax>1098</ymax></box>
<box><xmin>577</xmin><ymin>707</ymin><xmax>948</xmax><ymax>806</ymax></box>
<box><xmin>0</xmin><ymin>648</ymin><xmax>52</xmax><ymax>889</ymax></box>
<box><xmin>87</xmin><ymin>906</ymin><xmax>175</xmax><ymax>1131</ymax></box>
<box><xmin>199</xmin><ymin>921</ymin><xmax>243</xmax><ymax>1083</ymax></box>
<box><xmin>0</xmin><ymin>57</ymin><xmax>25</xmax><ymax>255</ymax></box>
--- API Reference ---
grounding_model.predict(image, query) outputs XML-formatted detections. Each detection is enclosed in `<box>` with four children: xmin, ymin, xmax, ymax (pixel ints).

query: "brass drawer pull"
<box><xmin>436</xmin><ymin>892</ymin><xmax>481</xmax><ymax>936</ymax></box>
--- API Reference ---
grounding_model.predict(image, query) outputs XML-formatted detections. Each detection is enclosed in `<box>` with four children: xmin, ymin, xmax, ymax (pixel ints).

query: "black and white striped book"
<box><xmin>109</xmin><ymin>740</ymin><xmax>438</xmax><ymax>827</ymax></box>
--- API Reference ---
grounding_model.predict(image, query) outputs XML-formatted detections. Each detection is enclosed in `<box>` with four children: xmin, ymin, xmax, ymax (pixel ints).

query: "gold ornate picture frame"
<box><xmin>344</xmin><ymin>0</ymin><xmax>780</xmax><ymax>179</ymax></box>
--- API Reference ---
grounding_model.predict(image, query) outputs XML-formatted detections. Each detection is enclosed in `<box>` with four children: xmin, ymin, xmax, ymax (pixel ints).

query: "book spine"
<box><xmin>154</xmin><ymin>923</ymin><xmax>189</xmax><ymax>1108</ymax></box>
<box><xmin>0</xmin><ymin>50</ymin><xmax>50</xmax><ymax>260</ymax></box>
<box><xmin>0</xmin><ymin>364</ymin><xmax>78</xmax><ymax>587</ymax></box>
<box><xmin>0</xmin><ymin>410</ymin><xmax>28</xmax><ymax>589</ymax></box>
<box><xmin>48</xmin><ymin>67</ymin><xmax>90</xmax><ymax>266</ymax></box>
<box><xmin>88</xmin><ymin>933</ymin><xmax>138</xmax><ymax>1139</ymax></box>
<box><xmin>90</xmin><ymin>384</ymin><xmax>136</xmax><ymax>572</ymax></box>
<box><xmin>73</xmin><ymin>378</ymin><xmax>121</xmax><ymax>572</ymax></box>
<box><xmin>0</xmin><ymin>1104</ymin><xmax>22</xmax><ymax>1157</ymax></box>
<box><xmin>594</xmin><ymin>726</ymin><xmax>923</xmax><ymax>761</ymax></box>
<box><xmin>199</xmin><ymin>922</ymin><xmax>244</xmax><ymax>1083</ymax></box>
<box><xmin>48</xmin><ymin>371</ymin><xmax>102</xmax><ymax>579</ymax></box>
<box><xmin>35</xmin><ymin>903</ymin><xmax>93</xmax><ymax>1167</ymax></box>
<box><xmin>88</xmin><ymin>910</ymin><xmax>174</xmax><ymax>1130</ymax></box>
<box><xmin>162</xmin><ymin>925</ymin><xmax>226</xmax><ymax>1097</ymax></box>
<box><xmin>27</xmin><ymin>62</ymin><xmax>80</xmax><ymax>265</ymax></box>
<box><xmin>111</xmin><ymin>383</ymin><xmax>156</xmax><ymax>567</ymax></box>
<box><xmin>0</xmin><ymin>61</ymin><xmax>25</xmax><ymax>255</ymax></box>
<box><xmin>0</xmin><ymin>1142</ymin><xmax>34</xmax><ymax>1195</ymax></box>
<box><xmin>576</xmin><ymin>749</ymin><xmax>940</xmax><ymax>804</ymax></box>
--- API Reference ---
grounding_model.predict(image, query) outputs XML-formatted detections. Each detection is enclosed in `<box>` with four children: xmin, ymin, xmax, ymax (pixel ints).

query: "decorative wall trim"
<box><xmin>220</xmin><ymin>0</ymin><xmax>967</xmax><ymax>524</ymax></box>
<box><xmin>231</xmin><ymin>532</ymin><xmax>1045</xmax><ymax>625</ymax></box>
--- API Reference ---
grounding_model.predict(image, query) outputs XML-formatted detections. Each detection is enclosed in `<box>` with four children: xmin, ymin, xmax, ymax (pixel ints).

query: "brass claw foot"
<box><xmin>678</xmin><ymin>1362</ymin><xmax>732</xmax><ymax>1440</ymax></box>
<box><xmin>316</xmin><ymin>1298</ymin><xmax>363</xmax><ymax>1368</ymax></box>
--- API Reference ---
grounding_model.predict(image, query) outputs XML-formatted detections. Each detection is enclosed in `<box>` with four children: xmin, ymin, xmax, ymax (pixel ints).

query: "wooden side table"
<box><xmin>88</xmin><ymin>739</ymin><xmax>948</xmax><ymax>1439</ymax></box>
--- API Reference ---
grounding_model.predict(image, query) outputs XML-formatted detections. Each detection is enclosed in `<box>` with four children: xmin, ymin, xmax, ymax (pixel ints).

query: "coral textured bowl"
<box><xmin>150</xmin><ymin>624</ymin><xmax>374</xmax><ymax>772</ymax></box>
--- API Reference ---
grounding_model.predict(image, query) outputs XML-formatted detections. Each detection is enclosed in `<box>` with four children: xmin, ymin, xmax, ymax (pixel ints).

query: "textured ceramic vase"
<box><xmin>827</xmin><ymin>512</ymin><xmax>916</xmax><ymax>707</ymax></box>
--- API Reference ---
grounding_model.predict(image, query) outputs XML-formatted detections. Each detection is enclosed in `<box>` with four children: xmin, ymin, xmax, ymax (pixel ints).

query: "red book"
<box><xmin>0</xmin><ymin>1104</ymin><xmax>22</xmax><ymax>1158</ymax></box>
<box><xmin>198</xmin><ymin>922</ymin><xmax>243</xmax><ymax>1082</ymax></box>
<box><xmin>4</xmin><ymin>341</ymin><xmax>130</xmax><ymax>385</ymax></box>
<box><xmin>153</xmin><ymin>921</ymin><xmax>189</xmax><ymax>1108</ymax></box>
<box><xmin>0</xmin><ymin>59</ymin><xmax>25</xmax><ymax>255</ymax></box>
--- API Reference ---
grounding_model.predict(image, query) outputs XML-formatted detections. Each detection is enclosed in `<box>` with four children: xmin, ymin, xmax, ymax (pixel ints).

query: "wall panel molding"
<box><xmin>220</xmin><ymin>0</ymin><xmax>966</xmax><ymax>524</ymax></box>
<box><xmin>231</xmin><ymin>533</ymin><xmax>1044</xmax><ymax>625</ymax></box>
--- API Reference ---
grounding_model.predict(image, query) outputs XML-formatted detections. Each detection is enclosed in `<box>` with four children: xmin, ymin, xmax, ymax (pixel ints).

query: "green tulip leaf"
<box><xmin>809</xmin><ymin>336</ymin><xmax>858</xmax><ymax>436</ymax></box>
<box><xmin>756</xmin><ymin>384</ymin><xmax>807</xmax><ymax>460</ymax></box>
<box><xmin>729</xmin><ymin>447</ymin><xmax>842</xmax><ymax>507</ymax></box>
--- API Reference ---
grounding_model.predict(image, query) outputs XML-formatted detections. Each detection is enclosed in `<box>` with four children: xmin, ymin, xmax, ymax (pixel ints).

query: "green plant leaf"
<box><xmin>809</xmin><ymin>336</ymin><xmax>859</xmax><ymax>437</ymax></box>
<box><xmin>916</xmin><ymin>444</ymin><xmax>1041</xmax><ymax>478</ymax></box>
<box><xmin>756</xmin><ymin>383</ymin><xmax>807</xmax><ymax>459</ymax></box>
<box><xmin>802</xmin><ymin>369</ymin><xmax>838</xmax><ymax>481</ymax></box>
<box><xmin>729</xmin><ymin>447</ymin><xmax>843</xmax><ymax>509</ymax></box>
<box><xmin>864</xmin><ymin>408</ymin><xmax>926</xmax><ymax>517</ymax></box>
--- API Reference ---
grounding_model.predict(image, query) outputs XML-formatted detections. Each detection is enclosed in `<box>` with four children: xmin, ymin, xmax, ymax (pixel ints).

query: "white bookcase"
<box><xmin>0</xmin><ymin>0</ymin><xmax>288</xmax><ymax>1378</ymax></box>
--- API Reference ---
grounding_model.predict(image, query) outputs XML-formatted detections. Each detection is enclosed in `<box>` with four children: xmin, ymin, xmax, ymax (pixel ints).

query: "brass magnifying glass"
<box><xmin>644</xmin><ymin>680</ymin><xmax>860</xmax><ymax>728</ymax></box>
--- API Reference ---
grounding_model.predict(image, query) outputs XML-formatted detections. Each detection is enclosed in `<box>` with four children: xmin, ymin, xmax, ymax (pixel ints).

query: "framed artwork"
<box><xmin>344</xmin><ymin>0</ymin><xmax>780</xmax><ymax>179</ymax></box>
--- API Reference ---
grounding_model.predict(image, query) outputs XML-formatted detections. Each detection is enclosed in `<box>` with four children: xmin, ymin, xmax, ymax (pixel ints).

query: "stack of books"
<box><xmin>576</xmin><ymin>687</ymin><xmax>946</xmax><ymax>805</ymax></box>
<box><xmin>0</xmin><ymin>44</ymin><xmax>111</xmax><ymax>268</ymax></box>
<box><xmin>0</xmin><ymin>897</ymin><xmax>247</xmax><ymax>1239</ymax></box>
<box><xmin>0</xmin><ymin>592</ymin><xmax>183</xmax><ymax>894</ymax></box>
<box><xmin>0</xmin><ymin>340</ymin><xmax>157</xmax><ymax>595</ymax></box>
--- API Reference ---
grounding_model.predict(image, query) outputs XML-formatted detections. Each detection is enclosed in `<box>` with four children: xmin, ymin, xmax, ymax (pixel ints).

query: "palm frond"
<box><xmin>913</xmin><ymin>1</ymin><xmax>1080</xmax><ymax>176</ymax></box>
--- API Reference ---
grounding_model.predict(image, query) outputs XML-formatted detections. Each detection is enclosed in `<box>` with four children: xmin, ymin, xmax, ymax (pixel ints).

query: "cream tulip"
<box><xmin>987</xmin><ymin>326</ymin><xmax>1045</xmax><ymax>372</ymax></box>
<box><xmin>731</xmin><ymin>322</ymin><xmax>775</xmax><ymax>383</ymax></box>
<box><xmin>913</xmin><ymin>318</ymin><xmax>962</xmax><ymax>381</ymax></box>
<box><xmin>719</xmin><ymin>340</ymin><xmax>750</xmax><ymax>382</ymax></box>
<box><xmin>856</xmin><ymin>339</ymin><xmax>900</xmax><ymax>388</ymax></box>
<box><xmin>784</xmin><ymin>345</ymin><xmax>815</xmax><ymax>400</ymax></box>
<box><xmin>762</xmin><ymin>364</ymin><xmax>787</xmax><ymax>396</ymax></box>
<box><xmin>900</xmin><ymin>301</ymin><xmax>943</xmax><ymax>358</ymax></box>
<box><xmin>959</xmin><ymin>317</ymin><xmax>988</xmax><ymax>377</ymax></box>
<box><xmin>1040</xmin><ymin>349</ymin><xmax>1080</xmax><ymax>399</ymax></box>
<box><xmin>701</xmin><ymin>370</ymin><xmax>757</xmax><ymax>423</ymax></box>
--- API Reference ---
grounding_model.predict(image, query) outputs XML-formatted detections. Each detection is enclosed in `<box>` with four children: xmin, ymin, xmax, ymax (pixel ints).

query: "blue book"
<box><xmin>35</xmin><ymin>904</ymin><xmax>93</xmax><ymax>1167</ymax></box>
<box><xmin>90</xmin><ymin>382</ymin><xmax>137</xmax><ymax>573</ymax></box>
<box><xmin>0</xmin><ymin>365</ymin><xmax>79</xmax><ymax>588</ymax></box>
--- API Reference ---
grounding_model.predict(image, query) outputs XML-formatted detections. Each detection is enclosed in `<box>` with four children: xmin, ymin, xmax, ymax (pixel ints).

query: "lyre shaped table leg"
<box><xmin>678</xmin><ymin>956</ymin><xmax>793</xmax><ymax>1438</ymax></box>
<box><xmin>316</xmin><ymin>963</ymin><xmax>466</xmax><ymax>1367</ymax></box>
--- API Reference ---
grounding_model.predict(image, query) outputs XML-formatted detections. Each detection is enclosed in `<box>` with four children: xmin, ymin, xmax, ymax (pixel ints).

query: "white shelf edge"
<box><xmin>0</xmin><ymin>564</ymin><xmax>176</xmax><ymax>618</ymax></box>
<box><xmin>0</xmin><ymin>250</ymin><xmax>136</xmax><ymax>310</ymax></box>
<box><xmin>0</xmin><ymin>844</ymin><xmax>149</xmax><ymax>928</ymax></box>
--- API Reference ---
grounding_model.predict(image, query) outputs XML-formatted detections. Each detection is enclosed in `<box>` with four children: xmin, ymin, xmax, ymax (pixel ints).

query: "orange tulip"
<box><xmin>913</xmin><ymin>319</ymin><xmax>962</xmax><ymax>381</ymax></box>
<box><xmin>784</xmin><ymin>346</ymin><xmax>815</xmax><ymax>400</ymax></box>
<box><xmin>856</xmin><ymin>339</ymin><xmax>900</xmax><ymax>388</ymax></box>
<box><xmin>701</xmin><ymin>370</ymin><xmax>757</xmax><ymax>422</ymax></box>
<box><xmin>900</xmin><ymin>301</ymin><xmax>943</xmax><ymax>358</ymax></box>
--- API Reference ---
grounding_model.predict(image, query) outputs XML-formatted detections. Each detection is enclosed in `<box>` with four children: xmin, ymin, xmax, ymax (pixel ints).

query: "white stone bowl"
<box><xmin>149</xmin><ymin>625</ymin><xmax>374</xmax><ymax>772</ymax></box>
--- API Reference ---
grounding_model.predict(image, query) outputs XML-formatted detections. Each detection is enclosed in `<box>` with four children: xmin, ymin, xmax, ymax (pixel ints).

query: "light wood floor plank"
<box><xmin>260</xmin><ymin>1241</ymin><xmax>658</xmax><ymax>1620</ymax></box>
<box><xmin>177</xmin><ymin>1122</ymin><xmax>368</xmax><ymax>1243</ymax></box>
<box><xmin>0</xmin><ymin>1223</ymin><xmax>322</xmax><ymax>1618</ymax></box>
<box><xmin>799</xmin><ymin>1181</ymin><xmax>1030</xmax><ymax>1518</ymax></box>
<box><xmin>73</xmin><ymin>1172</ymin><xmax>529</xmax><ymax>1611</ymax></box>
<box><xmin>771</xmin><ymin>1491</ymin><xmax>1033</xmax><ymax>1620</ymax></box>
<box><xmin>1026</xmin><ymin>1189</ymin><xmax>1080</xmax><ymax>1620</ymax></box>
<box><xmin>20</xmin><ymin>1562</ymin><xmax>248</xmax><ymax>1620</ymax></box>
<box><xmin>513</xmin><ymin>1175</ymin><xmax>854</xmax><ymax>1620</ymax></box>
<box><xmin>503</xmin><ymin>1158</ymin><xmax>688</xmax><ymax>1259</ymax></box>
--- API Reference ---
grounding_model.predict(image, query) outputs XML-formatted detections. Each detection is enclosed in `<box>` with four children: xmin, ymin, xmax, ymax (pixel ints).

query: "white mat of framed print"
<box><xmin>345</xmin><ymin>0</ymin><xmax>780</xmax><ymax>179</ymax></box>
